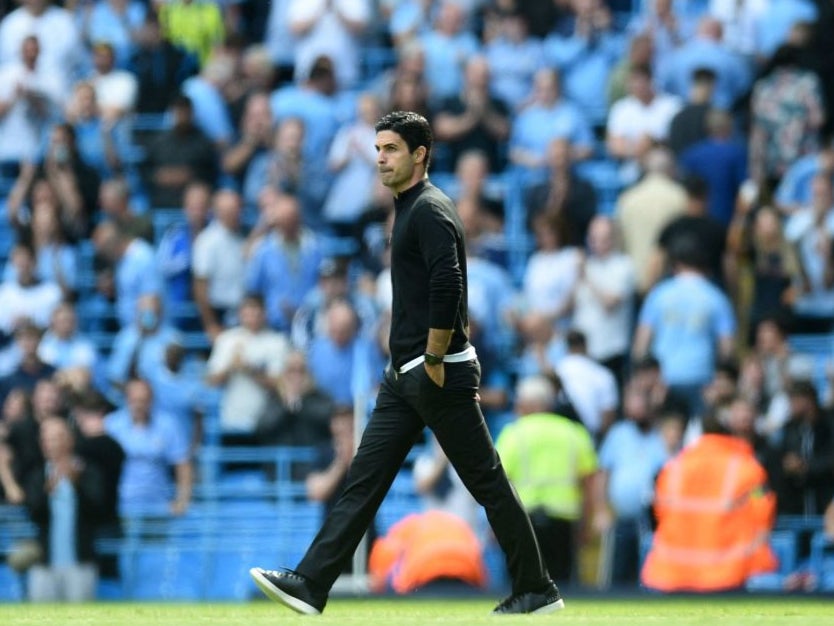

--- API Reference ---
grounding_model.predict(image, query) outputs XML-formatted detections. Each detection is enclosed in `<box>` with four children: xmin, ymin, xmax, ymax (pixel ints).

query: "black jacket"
<box><xmin>388</xmin><ymin>179</ymin><xmax>470</xmax><ymax>369</ymax></box>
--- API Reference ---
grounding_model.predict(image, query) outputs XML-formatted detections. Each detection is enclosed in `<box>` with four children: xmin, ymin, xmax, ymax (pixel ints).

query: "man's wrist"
<box><xmin>424</xmin><ymin>352</ymin><xmax>444</xmax><ymax>366</ymax></box>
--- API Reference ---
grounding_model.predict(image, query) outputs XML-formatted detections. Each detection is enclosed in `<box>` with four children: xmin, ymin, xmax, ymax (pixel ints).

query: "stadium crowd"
<box><xmin>1</xmin><ymin>0</ymin><xmax>834</xmax><ymax>601</ymax></box>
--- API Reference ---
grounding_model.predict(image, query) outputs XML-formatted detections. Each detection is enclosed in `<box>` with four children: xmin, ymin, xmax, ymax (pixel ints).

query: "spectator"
<box><xmin>524</xmin><ymin>137</ymin><xmax>597</xmax><ymax>248</ymax></box>
<box><xmin>607</xmin><ymin>34</ymin><xmax>653</xmax><ymax>109</ymax></box>
<box><xmin>88</xmin><ymin>42</ymin><xmax>138</xmax><ymax>122</ymax></box>
<box><xmin>754</xmin><ymin>0</ymin><xmax>818</xmax><ymax>60</ymax></box>
<box><xmin>659</xmin><ymin>17</ymin><xmax>751</xmax><ymax>110</ymax></box>
<box><xmin>106</xmin><ymin>293</ymin><xmax>181</xmax><ymax>392</ymax></box>
<box><xmin>158</xmin><ymin>0</ymin><xmax>225</xmax><ymax>67</ymax></box>
<box><xmin>667</xmin><ymin>67</ymin><xmax>717</xmax><ymax>158</ymax></box>
<box><xmin>5</xmin><ymin>195</ymin><xmax>79</xmax><ymax>298</ymax></box>
<box><xmin>509</xmin><ymin>68</ymin><xmax>594</xmax><ymax>179</ymax></box>
<box><xmin>606</xmin><ymin>64</ymin><xmax>682</xmax><ymax>183</ymax></box>
<box><xmin>305</xmin><ymin>404</ymin><xmax>356</xmax><ymax>511</ymax></box>
<box><xmin>749</xmin><ymin>45</ymin><xmax>824</xmax><ymax>190</ymax></box>
<box><xmin>633</xmin><ymin>233</ymin><xmax>737</xmax><ymax>419</ymax></box>
<box><xmin>256</xmin><ymin>349</ymin><xmax>333</xmax><ymax>451</ymax></box>
<box><xmin>0</xmin><ymin>321</ymin><xmax>56</xmax><ymax>406</ymax></box>
<box><xmin>192</xmin><ymin>189</ymin><xmax>246</xmax><ymax>341</ymax></box>
<box><xmin>495</xmin><ymin>375</ymin><xmax>604</xmax><ymax>583</ymax></box>
<box><xmin>221</xmin><ymin>91</ymin><xmax>274</xmax><ymax>190</ymax></box>
<box><xmin>784</xmin><ymin>174</ymin><xmax>834</xmax><ymax>332</ymax></box>
<box><xmin>0</xmin><ymin>243</ymin><xmax>62</xmax><ymax>341</ymax></box>
<box><xmin>627</xmin><ymin>0</ymin><xmax>693</xmax><ymax>70</ymax></box>
<box><xmin>543</xmin><ymin>0</ymin><xmax>624</xmax><ymax>127</ymax></box>
<box><xmin>773</xmin><ymin>137</ymin><xmax>834</xmax><ymax>216</ymax></box>
<box><xmin>291</xmin><ymin>257</ymin><xmax>379</xmax><ymax>351</ymax></box>
<box><xmin>598</xmin><ymin>384</ymin><xmax>669</xmax><ymax>586</ymax></box>
<box><xmin>629</xmin><ymin>355</ymin><xmax>692</xmax><ymax>424</ymax></box>
<box><xmin>419</xmin><ymin>1</ymin><xmax>480</xmax><ymax>104</ymax></box>
<box><xmin>264</xmin><ymin>0</ymin><xmax>297</xmax><ymax>81</ymax></box>
<box><xmin>772</xmin><ymin>380</ymin><xmax>834</xmax><ymax>516</ymax></box>
<box><xmin>155</xmin><ymin>181</ymin><xmax>212</xmax><ymax>316</ymax></box>
<box><xmin>432</xmin><ymin>56</ymin><xmax>511</xmax><ymax>175</ymax></box>
<box><xmin>288</xmin><ymin>0</ymin><xmax>370</xmax><ymax>90</ymax></box>
<box><xmin>97</xmin><ymin>178</ymin><xmax>153</xmax><ymax>243</ymax></box>
<box><xmin>144</xmin><ymin>94</ymin><xmax>218</xmax><ymax>209</ymax></box>
<box><xmin>0</xmin><ymin>0</ymin><xmax>82</xmax><ymax>78</ymax></box>
<box><xmin>65</xmin><ymin>81</ymin><xmax>131</xmax><ymax>181</ymax></box>
<box><xmin>573</xmin><ymin>216</ymin><xmax>635</xmax><ymax>385</ymax></box>
<box><xmin>71</xmin><ymin>390</ymin><xmax>125</xmax><ymax>579</ymax></box>
<box><xmin>680</xmin><ymin>109</ymin><xmax>749</xmax><ymax>227</ymax></box>
<box><xmin>614</xmin><ymin>147</ymin><xmax>687</xmax><ymax>296</ymax></box>
<box><xmin>514</xmin><ymin>310</ymin><xmax>567</xmax><ymax>381</ymax></box>
<box><xmin>144</xmin><ymin>341</ymin><xmax>204</xmax><ymax>451</ymax></box>
<box><xmin>483</xmin><ymin>8</ymin><xmax>542</xmax><ymax>112</ymax></box>
<box><xmin>181</xmin><ymin>51</ymin><xmax>236</xmax><ymax>150</ymax></box>
<box><xmin>129</xmin><ymin>12</ymin><xmax>198</xmax><ymax>114</ymax></box>
<box><xmin>709</xmin><ymin>0</ymin><xmax>769</xmax><ymax>58</ymax></box>
<box><xmin>269</xmin><ymin>56</ymin><xmax>340</xmax><ymax>199</ymax></box>
<box><xmin>554</xmin><ymin>330</ymin><xmax>620</xmax><ymax>440</ymax></box>
<box><xmin>243</xmin><ymin>116</ymin><xmax>306</xmax><ymax>210</ymax></box>
<box><xmin>386</xmin><ymin>64</ymin><xmax>432</xmax><ymax>122</ymax></box>
<box><xmin>724</xmin><ymin>395</ymin><xmax>773</xmax><ymax>467</ymax></box>
<box><xmin>105</xmin><ymin>378</ymin><xmax>192</xmax><ymax>516</ymax></box>
<box><xmin>322</xmin><ymin>93</ymin><xmax>382</xmax><ymax>230</ymax></box>
<box><xmin>0</xmin><ymin>35</ymin><xmax>65</xmax><ymax>166</ymax></box>
<box><xmin>453</xmin><ymin>152</ymin><xmax>507</xmax><ymax>266</ymax></box>
<box><xmin>206</xmin><ymin>294</ymin><xmax>291</xmax><ymax>440</ymax></box>
<box><xmin>517</xmin><ymin>212</ymin><xmax>581</xmax><ymax>332</ymax></box>
<box><xmin>641</xmin><ymin>410</ymin><xmax>778</xmax><ymax>592</ymax></box>
<box><xmin>245</xmin><ymin>193</ymin><xmax>322</xmax><ymax>332</ymax></box>
<box><xmin>225</xmin><ymin>45</ymin><xmax>276</xmax><ymax>128</ymax></box>
<box><xmin>84</xmin><ymin>0</ymin><xmax>148</xmax><ymax>69</ymax></box>
<box><xmin>21</xmin><ymin>416</ymin><xmax>106</xmax><ymax>602</ymax></box>
<box><xmin>0</xmin><ymin>389</ymin><xmax>31</xmax><ymax>503</ymax></box>
<box><xmin>652</xmin><ymin>176</ymin><xmax>729</xmax><ymax>287</ymax></box>
<box><xmin>306</xmin><ymin>299</ymin><xmax>370</xmax><ymax>407</ymax></box>
<box><xmin>37</xmin><ymin>302</ymin><xmax>98</xmax><ymax>373</ymax></box>
<box><xmin>92</xmin><ymin>220</ymin><xmax>161</xmax><ymax>328</ymax></box>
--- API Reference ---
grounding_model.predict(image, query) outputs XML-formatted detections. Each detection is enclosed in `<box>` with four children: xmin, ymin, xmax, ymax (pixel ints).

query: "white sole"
<box><xmin>532</xmin><ymin>598</ymin><xmax>565</xmax><ymax>614</ymax></box>
<box><xmin>249</xmin><ymin>567</ymin><xmax>322</xmax><ymax>615</ymax></box>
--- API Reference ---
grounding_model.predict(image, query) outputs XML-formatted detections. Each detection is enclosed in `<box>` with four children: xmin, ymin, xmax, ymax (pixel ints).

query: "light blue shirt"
<box><xmin>146</xmin><ymin>364</ymin><xmax>205</xmax><ymax>445</ymax></box>
<box><xmin>107</xmin><ymin>324</ymin><xmax>182</xmax><ymax>387</ymax></box>
<box><xmin>599</xmin><ymin>421</ymin><xmax>668</xmax><ymax>519</ymax></box>
<box><xmin>659</xmin><ymin>38</ymin><xmax>751</xmax><ymax>109</ymax></box>
<box><xmin>38</xmin><ymin>331</ymin><xmax>98</xmax><ymax>370</ymax></box>
<box><xmin>245</xmin><ymin>231</ymin><xmax>323</xmax><ymax>331</ymax></box>
<box><xmin>510</xmin><ymin>100</ymin><xmax>594</xmax><ymax>169</ymax></box>
<box><xmin>542</xmin><ymin>32</ymin><xmax>624</xmax><ymax>125</ymax></box>
<box><xmin>485</xmin><ymin>36</ymin><xmax>544</xmax><ymax>110</ymax></box>
<box><xmin>755</xmin><ymin>0</ymin><xmax>818</xmax><ymax>58</ymax></box>
<box><xmin>420</xmin><ymin>29</ymin><xmax>480</xmax><ymax>103</ymax></box>
<box><xmin>105</xmin><ymin>408</ymin><xmax>189</xmax><ymax>515</ymax></box>
<box><xmin>467</xmin><ymin>256</ymin><xmax>517</xmax><ymax>355</ymax></box>
<box><xmin>74</xmin><ymin>116</ymin><xmax>132</xmax><ymax>179</ymax></box>
<box><xmin>181</xmin><ymin>76</ymin><xmax>234</xmax><ymax>146</ymax></box>
<box><xmin>86</xmin><ymin>0</ymin><xmax>147</xmax><ymax>68</ymax></box>
<box><xmin>307</xmin><ymin>336</ymin><xmax>370</xmax><ymax>406</ymax></box>
<box><xmin>49</xmin><ymin>471</ymin><xmax>77</xmax><ymax>566</ymax></box>
<box><xmin>269</xmin><ymin>85</ymin><xmax>340</xmax><ymax>165</ymax></box>
<box><xmin>638</xmin><ymin>273</ymin><xmax>736</xmax><ymax>385</ymax></box>
<box><xmin>116</xmin><ymin>239</ymin><xmax>162</xmax><ymax>328</ymax></box>
<box><xmin>774</xmin><ymin>154</ymin><xmax>823</xmax><ymax>209</ymax></box>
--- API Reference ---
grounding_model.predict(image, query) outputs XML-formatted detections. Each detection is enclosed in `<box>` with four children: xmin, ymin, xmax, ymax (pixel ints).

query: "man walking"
<box><xmin>249</xmin><ymin>111</ymin><xmax>563</xmax><ymax>615</ymax></box>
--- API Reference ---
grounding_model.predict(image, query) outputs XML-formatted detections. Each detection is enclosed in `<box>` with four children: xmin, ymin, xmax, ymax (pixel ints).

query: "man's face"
<box><xmin>375</xmin><ymin>130</ymin><xmax>420</xmax><ymax>194</ymax></box>
<box><xmin>126</xmin><ymin>381</ymin><xmax>152</xmax><ymax>421</ymax></box>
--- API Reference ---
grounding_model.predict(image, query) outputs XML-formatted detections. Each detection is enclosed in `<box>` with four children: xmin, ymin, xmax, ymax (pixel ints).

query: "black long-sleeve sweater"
<box><xmin>388</xmin><ymin>179</ymin><xmax>470</xmax><ymax>370</ymax></box>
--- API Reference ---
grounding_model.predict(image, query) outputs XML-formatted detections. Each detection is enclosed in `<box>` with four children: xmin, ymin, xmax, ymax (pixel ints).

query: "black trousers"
<box><xmin>295</xmin><ymin>359</ymin><xmax>550</xmax><ymax>594</ymax></box>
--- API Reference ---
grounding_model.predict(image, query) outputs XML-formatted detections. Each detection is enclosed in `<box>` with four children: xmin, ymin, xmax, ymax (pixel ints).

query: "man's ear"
<box><xmin>413</xmin><ymin>146</ymin><xmax>427</xmax><ymax>165</ymax></box>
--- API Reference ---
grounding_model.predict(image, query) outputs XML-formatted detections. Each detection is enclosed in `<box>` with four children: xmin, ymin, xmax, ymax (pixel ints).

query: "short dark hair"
<box><xmin>692</xmin><ymin>67</ymin><xmax>717</xmax><ymax>83</ymax></box>
<box><xmin>566</xmin><ymin>330</ymin><xmax>587</xmax><ymax>351</ymax></box>
<box><xmin>375</xmin><ymin>110</ymin><xmax>433</xmax><ymax>169</ymax></box>
<box><xmin>241</xmin><ymin>292</ymin><xmax>265</xmax><ymax>308</ymax></box>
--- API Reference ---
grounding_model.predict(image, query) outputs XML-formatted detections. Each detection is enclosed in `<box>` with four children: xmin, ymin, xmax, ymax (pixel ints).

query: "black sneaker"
<box><xmin>491</xmin><ymin>581</ymin><xmax>565</xmax><ymax>615</ymax></box>
<box><xmin>249</xmin><ymin>567</ymin><xmax>327</xmax><ymax>615</ymax></box>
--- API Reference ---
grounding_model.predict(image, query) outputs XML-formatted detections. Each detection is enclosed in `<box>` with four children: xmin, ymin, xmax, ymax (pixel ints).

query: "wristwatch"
<box><xmin>424</xmin><ymin>352</ymin><xmax>444</xmax><ymax>366</ymax></box>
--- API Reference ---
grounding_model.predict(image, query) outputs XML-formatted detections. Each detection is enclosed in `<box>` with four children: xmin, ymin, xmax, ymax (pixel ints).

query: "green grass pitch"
<box><xmin>2</xmin><ymin>598</ymin><xmax>833</xmax><ymax>626</ymax></box>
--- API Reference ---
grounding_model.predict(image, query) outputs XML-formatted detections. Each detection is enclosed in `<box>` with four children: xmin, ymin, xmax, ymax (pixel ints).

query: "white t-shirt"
<box><xmin>522</xmin><ymin>247</ymin><xmax>581</xmax><ymax>324</ymax></box>
<box><xmin>554</xmin><ymin>353</ymin><xmax>619</xmax><ymax>435</ymax></box>
<box><xmin>192</xmin><ymin>221</ymin><xmax>246</xmax><ymax>310</ymax></box>
<box><xmin>0</xmin><ymin>279</ymin><xmax>62</xmax><ymax>334</ymax></box>
<box><xmin>92</xmin><ymin>69</ymin><xmax>138</xmax><ymax>113</ymax></box>
<box><xmin>607</xmin><ymin>93</ymin><xmax>683</xmax><ymax>144</ymax></box>
<box><xmin>0</xmin><ymin>61</ymin><xmax>65</xmax><ymax>161</ymax></box>
<box><xmin>206</xmin><ymin>326</ymin><xmax>290</xmax><ymax>432</ymax></box>
<box><xmin>573</xmin><ymin>253</ymin><xmax>636</xmax><ymax>361</ymax></box>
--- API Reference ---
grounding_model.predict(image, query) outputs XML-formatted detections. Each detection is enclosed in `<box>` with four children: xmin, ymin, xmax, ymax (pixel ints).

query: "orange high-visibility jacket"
<box><xmin>368</xmin><ymin>510</ymin><xmax>487</xmax><ymax>594</ymax></box>
<box><xmin>641</xmin><ymin>434</ymin><xmax>778</xmax><ymax>592</ymax></box>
